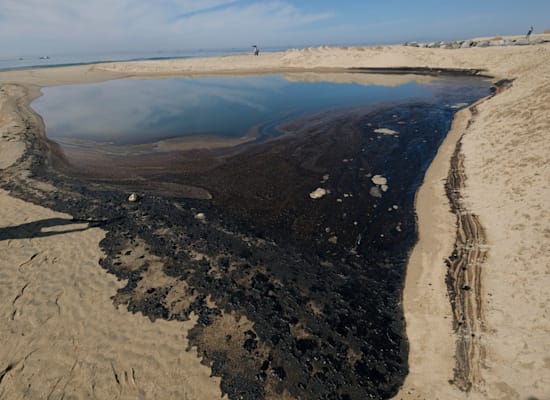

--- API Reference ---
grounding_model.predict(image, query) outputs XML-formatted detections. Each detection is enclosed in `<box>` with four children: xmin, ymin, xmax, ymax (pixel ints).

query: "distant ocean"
<box><xmin>0</xmin><ymin>47</ymin><xmax>289</xmax><ymax>71</ymax></box>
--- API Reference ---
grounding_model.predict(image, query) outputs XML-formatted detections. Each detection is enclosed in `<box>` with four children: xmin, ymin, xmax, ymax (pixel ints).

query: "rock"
<box><xmin>195</xmin><ymin>212</ymin><xmax>206</xmax><ymax>221</ymax></box>
<box><xmin>427</xmin><ymin>42</ymin><xmax>438</xmax><ymax>48</ymax></box>
<box><xmin>328</xmin><ymin>236</ymin><xmax>338</xmax><ymax>244</ymax></box>
<box><xmin>418</xmin><ymin>43</ymin><xmax>428</xmax><ymax>48</ymax></box>
<box><xmin>514</xmin><ymin>39</ymin><xmax>530</xmax><ymax>46</ymax></box>
<box><xmin>371</xmin><ymin>175</ymin><xmax>387</xmax><ymax>186</ymax></box>
<box><xmin>309</xmin><ymin>188</ymin><xmax>328</xmax><ymax>199</ymax></box>
<box><xmin>369</xmin><ymin>186</ymin><xmax>382</xmax><ymax>198</ymax></box>
<box><xmin>451</xmin><ymin>102</ymin><xmax>468</xmax><ymax>109</ymax></box>
<box><xmin>461</xmin><ymin>40</ymin><xmax>473</xmax><ymax>48</ymax></box>
<box><xmin>477</xmin><ymin>41</ymin><xmax>489</xmax><ymax>48</ymax></box>
<box><xmin>128</xmin><ymin>193</ymin><xmax>139</xmax><ymax>202</ymax></box>
<box><xmin>489</xmin><ymin>40</ymin><xmax>505</xmax><ymax>46</ymax></box>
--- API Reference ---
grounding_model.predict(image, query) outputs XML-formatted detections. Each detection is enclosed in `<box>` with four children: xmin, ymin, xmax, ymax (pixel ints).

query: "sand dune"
<box><xmin>1</xmin><ymin>36</ymin><xmax>549</xmax><ymax>399</ymax></box>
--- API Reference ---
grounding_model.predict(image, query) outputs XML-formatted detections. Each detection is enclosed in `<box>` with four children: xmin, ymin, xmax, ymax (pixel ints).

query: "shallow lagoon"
<box><xmin>33</xmin><ymin>73</ymin><xmax>488</xmax><ymax>146</ymax></box>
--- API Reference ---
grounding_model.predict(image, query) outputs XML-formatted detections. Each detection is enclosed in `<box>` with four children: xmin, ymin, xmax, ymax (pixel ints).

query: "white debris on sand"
<box><xmin>195</xmin><ymin>212</ymin><xmax>206</xmax><ymax>221</ymax></box>
<box><xmin>374</xmin><ymin>128</ymin><xmax>398</xmax><ymax>136</ymax></box>
<box><xmin>128</xmin><ymin>193</ymin><xmax>139</xmax><ymax>202</ymax></box>
<box><xmin>371</xmin><ymin>175</ymin><xmax>387</xmax><ymax>186</ymax></box>
<box><xmin>369</xmin><ymin>186</ymin><xmax>382</xmax><ymax>198</ymax></box>
<box><xmin>370</xmin><ymin>175</ymin><xmax>389</xmax><ymax>195</ymax></box>
<box><xmin>309</xmin><ymin>188</ymin><xmax>328</xmax><ymax>199</ymax></box>
<box><xmin>451</xmin><ymin>102</ymin><xmax>469</xmax><ymax>109</ymax></box>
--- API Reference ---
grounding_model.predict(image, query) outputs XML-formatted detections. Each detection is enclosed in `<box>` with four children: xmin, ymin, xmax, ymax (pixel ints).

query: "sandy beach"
<box><xmin>1</xmin><ymin>35</ymin><xmax>549</xmax><ymax>399</ymax></box>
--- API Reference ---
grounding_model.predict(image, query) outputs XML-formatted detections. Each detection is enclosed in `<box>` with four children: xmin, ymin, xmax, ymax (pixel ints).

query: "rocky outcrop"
<box><xmin>404</xmin><ymin>37</ymin><xmax>548</xmax><ymax>49</ymax></box>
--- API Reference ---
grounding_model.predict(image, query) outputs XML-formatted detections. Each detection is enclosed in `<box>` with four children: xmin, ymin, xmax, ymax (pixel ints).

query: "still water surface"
<box><xmin>32</xmin><ymin>74</ymin><xmax>487</xmax><ymax>146</ymax></box>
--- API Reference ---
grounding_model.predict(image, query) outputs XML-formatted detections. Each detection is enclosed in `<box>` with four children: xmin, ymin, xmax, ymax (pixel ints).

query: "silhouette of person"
<box><xmin>526</xmin><ymin>26</ymin><xmax>534</xmax><ymax>39</ymax></box>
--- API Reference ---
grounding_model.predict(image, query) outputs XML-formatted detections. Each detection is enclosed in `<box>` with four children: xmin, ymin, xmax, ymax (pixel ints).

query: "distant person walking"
<box><xmin>252</xmin><ymin>45</ymin><xmax>260</xmax><ymax>56</ymax></box>
<box><xmin>526</xmin><ymin>26</ymin><xmax>534</xmax><ymax>39</ymax></box>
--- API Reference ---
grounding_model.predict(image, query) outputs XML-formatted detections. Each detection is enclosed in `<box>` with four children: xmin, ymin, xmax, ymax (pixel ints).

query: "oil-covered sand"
<box><xmin>1</xmin><ymin>73</ymin><xmax>491</xmax><ymax>399</ymax></box>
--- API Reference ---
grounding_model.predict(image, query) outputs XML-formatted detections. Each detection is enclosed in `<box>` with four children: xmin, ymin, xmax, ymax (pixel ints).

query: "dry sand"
<box><xmin>1</xmin><ymin>35</ymin><xmax>549</xmax><ymax>399</ymax></box>
<box><xmin>0</xmin><ymin>84</ymin><xmax>222</xmax><ymax>399</ymax></box>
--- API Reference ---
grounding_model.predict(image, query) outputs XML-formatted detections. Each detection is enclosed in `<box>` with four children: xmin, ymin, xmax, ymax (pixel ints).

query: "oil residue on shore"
<box><xmin>18</xmin><ymin>73</ymin><xmax>491</xmax><ymax>399</ymax></box>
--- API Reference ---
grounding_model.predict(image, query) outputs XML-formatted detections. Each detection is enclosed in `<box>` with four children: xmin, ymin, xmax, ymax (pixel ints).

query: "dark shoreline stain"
<box><xmin>348</xmin><ymin>67</ymin><xmax>492</xmax><ymax>78</ymax></box>
<box><xmin>0</xmin><ymin>76</ymin><xmax>491</xmax><ymax>399</ymax></box>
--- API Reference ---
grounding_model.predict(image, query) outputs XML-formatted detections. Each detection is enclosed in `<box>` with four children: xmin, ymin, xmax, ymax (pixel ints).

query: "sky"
<box><xmin>1</xmin><ymin>0</ymin><xmax>549</xmax><ymax>56</ymax></box>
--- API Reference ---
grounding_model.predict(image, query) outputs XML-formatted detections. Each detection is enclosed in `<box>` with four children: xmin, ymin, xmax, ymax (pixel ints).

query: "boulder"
<box><xmin>461</xmin><ymin>40</ymin><xmax>473</xmax><ymax>48</ymax></box>
<box><xmin>477</xmin><ymin>41</ymin><xmax>490</xmax><ymax>47</ymax></box>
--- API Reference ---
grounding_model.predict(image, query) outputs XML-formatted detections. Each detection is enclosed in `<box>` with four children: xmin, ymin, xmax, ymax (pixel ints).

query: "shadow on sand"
<box><xmin>0</xmin><ymin>217</ymin><xmax>92</xmax><ymax>241</ymax></box>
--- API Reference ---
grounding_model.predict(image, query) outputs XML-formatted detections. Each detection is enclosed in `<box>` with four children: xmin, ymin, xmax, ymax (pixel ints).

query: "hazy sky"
<box><xmin>1</xmin><ymin>0</ymin><xmax>549</xmax><ymax>56</ymax></box>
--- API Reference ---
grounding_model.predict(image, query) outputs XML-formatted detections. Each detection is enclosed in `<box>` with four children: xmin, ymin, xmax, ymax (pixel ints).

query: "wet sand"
<box><xmin>1</xmin><ymin>36</ymin><xmax>549</xmax><ymax>399</ymax></box>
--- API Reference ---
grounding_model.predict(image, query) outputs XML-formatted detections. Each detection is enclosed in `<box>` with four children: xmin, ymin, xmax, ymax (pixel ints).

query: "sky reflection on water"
<box><xmin>32</xmin><ymin>74</ymin><xmax>473</xmax><ymax>145</ymax></box>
